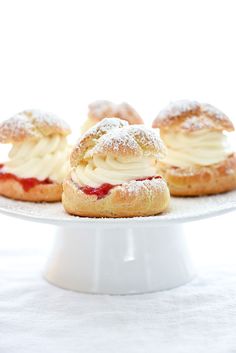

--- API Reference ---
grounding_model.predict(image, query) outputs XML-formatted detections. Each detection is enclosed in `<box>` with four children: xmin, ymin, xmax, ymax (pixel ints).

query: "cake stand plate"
<box><xmin>0</xmin><ymin>191</ymin><xmax>236</xmax><ymax>295</ymax></box>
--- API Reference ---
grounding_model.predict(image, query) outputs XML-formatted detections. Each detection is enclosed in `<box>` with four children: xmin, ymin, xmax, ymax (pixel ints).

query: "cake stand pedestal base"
<box><xmin>44</xmin><ymin>224</ymin><xmax>195</xmax><ymax>295</ymax></box>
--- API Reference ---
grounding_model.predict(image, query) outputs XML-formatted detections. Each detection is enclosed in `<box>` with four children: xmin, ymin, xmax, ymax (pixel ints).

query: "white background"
<box><xmin>0</xmin><ymin>0</ymin><xmax>236</xmax><ymax>270</ymax></box>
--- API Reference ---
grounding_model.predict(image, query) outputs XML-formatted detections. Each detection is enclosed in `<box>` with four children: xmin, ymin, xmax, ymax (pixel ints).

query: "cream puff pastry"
<box><xmin>81</xmin><ymin>100</ymin><xmax>143</xmax><ymax>133</ymax></box>
<box><xmin>152</xmin><ymin>100</ymin><xmax>236</xmax><ymax>196</ymax></box>
<box><xmin>63</xmin><ymin>118</ymin><xmax>170</xmax><ymax>217</ymax></box>
<box><xmin>0</xmin><ymin>110</ymin><xmax>71</xmax><ymax>202</ymax></box>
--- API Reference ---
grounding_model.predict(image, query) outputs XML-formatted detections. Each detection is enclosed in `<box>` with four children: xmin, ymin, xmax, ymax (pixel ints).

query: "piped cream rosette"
<box><xmin>4</xmin><ymin>135</ymin><xmax>70</xmax><ymax>183</ymax></box>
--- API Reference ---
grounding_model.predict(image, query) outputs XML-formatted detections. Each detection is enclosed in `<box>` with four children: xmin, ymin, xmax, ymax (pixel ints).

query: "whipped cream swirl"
<box><xmin>3</xmin><ymin>135</ymin><xmax>70</xmax><ymax>183</ymax></box>
<box><xmin>161</xmin><ymin>130</ymin><xmax>233</xmax><ymax>168</ymax></box>
<box><xmin>72</xmin><ymin>155</ymin><xmax>158</xmax><ymax>187</ymax></box>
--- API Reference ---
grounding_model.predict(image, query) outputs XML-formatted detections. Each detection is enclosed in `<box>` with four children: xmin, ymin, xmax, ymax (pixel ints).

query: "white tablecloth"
<box><xmin>0</xmin><ymin>218</ymin><xmax>236</xmax><ymax>353</ymax></box>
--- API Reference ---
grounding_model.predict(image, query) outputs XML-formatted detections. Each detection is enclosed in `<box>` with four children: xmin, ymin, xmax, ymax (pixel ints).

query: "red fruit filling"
<box><xmin>79</xmin><ymin>176</ymin><xmax>162</xmax><ymax>199</ymax></box>
<box><xmin>0</xmin><ymin>164</ymin><xmax>52</xmax><ymax>192</ymax></box>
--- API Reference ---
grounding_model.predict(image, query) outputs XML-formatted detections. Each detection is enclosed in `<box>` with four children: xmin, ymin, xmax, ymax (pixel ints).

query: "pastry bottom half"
<box><xmin>0</xmin><ymin>179</ymin><xmax>62</xmax><ymax>202</ymax></box>
<box><xmin>158</xmin><ymin>154</ymin><xmax>236</xmax><ymax>196</ymax></box>
<box><xmin>62</xmin><ymin>177</ymin><xmax>170</xmax><ymax>218</ymax></box>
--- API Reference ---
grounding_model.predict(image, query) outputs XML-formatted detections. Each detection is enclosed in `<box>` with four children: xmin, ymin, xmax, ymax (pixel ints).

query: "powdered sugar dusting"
<box><xmin>180</xmin><ymin>116</ymin><xmax>214</xmax><ymax>131</ymax></box>
<box><xmin>24</xmin><ymin>109</ymin><xmax>71</xmax><ymax>133</ymax></box>
<box><xmin>119</xmin><ymin>178</ymin><xmax>166</xmax><ymax>196</ymax></box>
<box><xmin>155</xmin><ymin>100</ymin><xmax>234</xmax><ymax>131</ymax></box>
<box><xmin>92</xmin><ymin>128</ymin><xmax>141</xmax><ymax>156</ymax></box>
<box><xmin>0</xmin><ymin>114</ymin><xmax>38</xmax><ymax>143</ymax></box>
<box><xmin>157</xmin><ymin>100</ymin><xmax>200</xmax><ymax>120</ymax></box>
<box><xmin>89</xmin><ymin>124</ymin><xmax>165</xmax><ymax>157</ymax></box>
<box><xmin>128</xmin><ymin>125</ymin><xmax>165</xmax><ymax>155</ymax></box>
<box><xmin>90</xmin><ymin>117</ymin><xmax>128</xmax><ymax>135</ymax></box>
<box><xmin>78</xmin><ymin>118</ymin><xmax>129</xmax><ymax>145</ymax></box>
<box><xmin>201</xmin><ymin>104</ymin><xmax>228</xmax><ymax>121</ymax></box>
<box><xmin>0</xmin><ymin>110</ymin><xmax>70</xmax><ymax>143</ymax></box>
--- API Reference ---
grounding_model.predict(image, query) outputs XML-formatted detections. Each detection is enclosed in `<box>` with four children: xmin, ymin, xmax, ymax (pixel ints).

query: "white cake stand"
<box><xmin>0</xmin><ymin>192</ymin><xmax>236</xmax><ymax>295</ymax></box>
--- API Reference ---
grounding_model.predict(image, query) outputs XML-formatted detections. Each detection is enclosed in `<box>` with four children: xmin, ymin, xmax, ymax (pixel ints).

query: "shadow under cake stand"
<box><xmin>0</xmin><ymin>192</ymin><xmax>236</xmax><ymax>295</ymax></box>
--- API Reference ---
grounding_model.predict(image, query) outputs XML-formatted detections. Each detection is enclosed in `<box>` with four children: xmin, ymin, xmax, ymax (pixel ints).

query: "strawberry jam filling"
<box><xmin>0</xmin><ymin>164</ymin><xmax>52</xmax><ymax>192</ymax></box>
<box><xmin>79</xmin><ymin>176</ymin><xmax>162</xmax><ymax>199</ymax></box>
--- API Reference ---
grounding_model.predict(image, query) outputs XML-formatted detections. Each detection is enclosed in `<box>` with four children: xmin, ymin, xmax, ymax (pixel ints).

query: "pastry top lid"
<box><xmin>152</xmin><ymin>100</ymin><xmax>234</xmax><ymax>132</ymax></box>
<box><xmin>88</xmin><ymin>100</ymin><xmax>144</xmax><ymax>125</ymax></box>
<box><xmin>71</xmin><ymin>117</ymin><xmax>165</xmax><ymax>167</ymax></box>
<box><xmin>0</xmin><ymin>109</ymin><xmax>71</xmax><ymax>143</ymax></box>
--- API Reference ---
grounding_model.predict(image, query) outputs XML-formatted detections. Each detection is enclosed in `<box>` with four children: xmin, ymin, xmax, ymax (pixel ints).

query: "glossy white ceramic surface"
<box><xmin>44</xmin><ymin>224</ymin><xmax>195</xmax><ymax>294</ymax></box>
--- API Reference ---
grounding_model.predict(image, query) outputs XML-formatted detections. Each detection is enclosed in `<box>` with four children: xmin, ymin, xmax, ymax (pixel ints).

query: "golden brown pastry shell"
<box><xmin>0</xmin><ymin>110</ymin><xmax>71</xmax><ymax>144</ymax></box>
<box><xmin>62</xmin><ymin>177</ymin><xmax>170</xmax><ymax>218</ymax></box>
<box><xmin>0</xmin><ymin>179</ymin><xmax>62</xmax><ymax>202</ymax></box>
<box><xmin>158</xmin><ymin>154</ymin><xmax>236</xmax><ymax>196</ymax></box>
<box><xmin>72</xmin><ymin>119</ymin><xmax>165</xmax><ymax>167</ymax></box>
<box><xmin>153</xmin><ymin>101</ymin><xmax>234</xmax><ymax>132</ymax></box>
